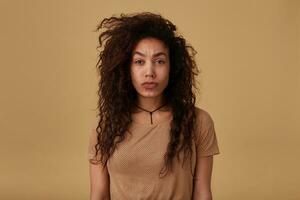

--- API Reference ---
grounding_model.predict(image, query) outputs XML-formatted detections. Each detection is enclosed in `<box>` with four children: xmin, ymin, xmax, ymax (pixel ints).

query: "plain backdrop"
<box><xmin>0</xmin><ymin>0</ymin><xmax>299</xmax><ymax>199</ymax></box>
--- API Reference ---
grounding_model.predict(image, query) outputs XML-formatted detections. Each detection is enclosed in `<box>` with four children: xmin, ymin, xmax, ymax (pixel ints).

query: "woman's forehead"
<box><xmin>132</xmin><ymin>38</ymin><xmax>169</xmax><ymax>57</ymax></box>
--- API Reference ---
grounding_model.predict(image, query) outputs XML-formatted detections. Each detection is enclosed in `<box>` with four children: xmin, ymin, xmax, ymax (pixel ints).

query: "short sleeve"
<box><xmin>194</xmin><ymin>108</ymin><xmax>220</xmax><ymax>157</ymax></box>
<box><xmin>87</xmin><ymin>128</ymin><xmax>100</xmax><ymax>161</ymax></box>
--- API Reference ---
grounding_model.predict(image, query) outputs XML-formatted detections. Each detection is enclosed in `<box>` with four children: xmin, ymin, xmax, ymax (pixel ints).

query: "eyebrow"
<box><xmin>132</xmin><ymin>51</ymin><xmax>167</xmax><ymax>57</ymax></box>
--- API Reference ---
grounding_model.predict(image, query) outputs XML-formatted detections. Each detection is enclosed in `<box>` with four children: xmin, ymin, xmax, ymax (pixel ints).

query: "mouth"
<box><xmin>142</xmin><ymin>82</ymin><xmax>158</xmax><ymax>89</ymax></box>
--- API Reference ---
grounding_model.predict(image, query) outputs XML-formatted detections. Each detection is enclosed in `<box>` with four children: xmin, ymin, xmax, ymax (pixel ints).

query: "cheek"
<box><xmin>161</xmin><ymin>66</ymin><xmax>170</xmax><ymax>82</ymax></box>
<box><xmin>163</xmin><ymin>74</ymin><xmax>170</xmax><ymax>85</ymax></box>
<box><xmin>130</xmin><ymin>68</ymin><xmax>140</xmax><ymax>86</ymax></box>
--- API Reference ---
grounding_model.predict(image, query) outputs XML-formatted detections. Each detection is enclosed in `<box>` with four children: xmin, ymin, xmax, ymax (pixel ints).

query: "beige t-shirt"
<box><xmin>87</xmin><ymin>106</ymin><xmax>220</xmax><ymax>200</ymax></box>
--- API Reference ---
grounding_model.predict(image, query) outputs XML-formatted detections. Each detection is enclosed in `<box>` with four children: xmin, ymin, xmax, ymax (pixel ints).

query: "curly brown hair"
<box><xmin>90</xmin><ymin>11</ymin><xmax>201</xmax><ymax>177</ymax></box>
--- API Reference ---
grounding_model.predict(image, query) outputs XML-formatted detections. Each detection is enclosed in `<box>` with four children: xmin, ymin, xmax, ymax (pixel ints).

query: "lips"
<box><xmin>142</xmin><ymin>82</ymin><xmax>158</xmax><ymax>89</ymax></box>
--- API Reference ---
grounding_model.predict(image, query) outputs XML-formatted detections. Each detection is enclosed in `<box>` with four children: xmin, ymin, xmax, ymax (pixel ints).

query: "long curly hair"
<box><xmin>90</xmin><ymin>12</ymin><xmax>201</xmax><ymax>177</ymax></box>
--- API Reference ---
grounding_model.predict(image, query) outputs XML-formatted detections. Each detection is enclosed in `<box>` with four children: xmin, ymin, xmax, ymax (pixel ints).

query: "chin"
<box><xmin>138</xmin><ymin>90</ymin><xmax>162</xmax><ymax>98</ymax></box>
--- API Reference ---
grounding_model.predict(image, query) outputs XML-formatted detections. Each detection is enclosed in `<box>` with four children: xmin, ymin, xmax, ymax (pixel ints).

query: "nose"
<box><xmin>145</xmin><ymin>61</ymin><xmax>155</xmax><ymax>78</ymax></box>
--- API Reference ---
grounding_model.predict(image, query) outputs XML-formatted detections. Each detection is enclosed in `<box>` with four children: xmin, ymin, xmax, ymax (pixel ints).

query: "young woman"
<box><xmin>88</xmin><ymin>12</ymin><xmax>220</xmax><ymax>200</ymax></box>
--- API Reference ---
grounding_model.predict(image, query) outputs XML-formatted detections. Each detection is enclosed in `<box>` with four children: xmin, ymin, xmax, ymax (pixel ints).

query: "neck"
<box><xmin>134</xmin><ymin>94</ymin><xmax>168</xmax><ymax>112</ymax></box>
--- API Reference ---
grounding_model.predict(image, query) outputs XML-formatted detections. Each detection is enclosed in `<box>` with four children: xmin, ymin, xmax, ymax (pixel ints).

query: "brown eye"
<box><xmin>157</xmin><ymin>60</ymin><xmax>165</xmax><ymax>64</ymax></box>
<box><xmin>134</xmin><ymin>59</ymin><xmax>144</xmax><ymax>65</ymax></box>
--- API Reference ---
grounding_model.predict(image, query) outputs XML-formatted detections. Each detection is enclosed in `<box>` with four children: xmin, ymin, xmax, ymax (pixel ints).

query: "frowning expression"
<box><xmin>130</xmin><ymin>37</ymin><xmax>170</xmax><ymax>98</ymax></box>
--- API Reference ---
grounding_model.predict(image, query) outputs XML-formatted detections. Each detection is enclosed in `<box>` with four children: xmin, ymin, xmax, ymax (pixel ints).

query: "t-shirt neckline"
<box><xmin>131</xmin><ymin>115</ymin><xmax>173</xmax><ymax>127</ymax></box>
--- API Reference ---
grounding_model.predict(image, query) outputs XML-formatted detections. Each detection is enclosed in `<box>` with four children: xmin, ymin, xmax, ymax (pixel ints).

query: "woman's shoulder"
<box><xmin>193</xmin><ymin>106</ymin><xmax>217</xmax><ymax>143</ymax></box>
<box><xmin>193</xmin><ymin>106</ymin><xmax>220</xmax><ymax>156</ymax></box>
<box><xmin>194</xmin><ymin>106</ymin><xmax>214</xmax><ymax>127</ymax></box>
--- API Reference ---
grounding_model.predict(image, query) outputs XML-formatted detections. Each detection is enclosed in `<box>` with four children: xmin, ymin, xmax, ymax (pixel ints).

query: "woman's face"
<box><xmin>130</xmin><ymin>37</ymin><xmax>170</xmax><ymax>99</ymax></box>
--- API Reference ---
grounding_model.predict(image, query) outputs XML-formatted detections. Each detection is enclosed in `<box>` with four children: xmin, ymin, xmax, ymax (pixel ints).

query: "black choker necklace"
<box><xmin>134</xmin><ymin>102</ymin><xmax>168</xmax><ymax>124</ymax></box>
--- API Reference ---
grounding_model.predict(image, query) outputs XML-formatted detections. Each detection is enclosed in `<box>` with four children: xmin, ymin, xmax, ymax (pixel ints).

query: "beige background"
<box><xmin>0</xmin><ymin>0</ymin><xmax>299</xmax><ymax>199</ymax></box>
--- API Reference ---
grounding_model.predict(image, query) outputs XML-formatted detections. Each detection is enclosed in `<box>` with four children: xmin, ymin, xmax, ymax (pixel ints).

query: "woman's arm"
<box><xmin>192</xmin><ymin>156</ymin><xmax>214</xmax><ymax>200</ymax></box>
<box><xmin>89</xmin><ymin>163</ymin><xmax>110</xmax><ymax>200</ymax></box>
